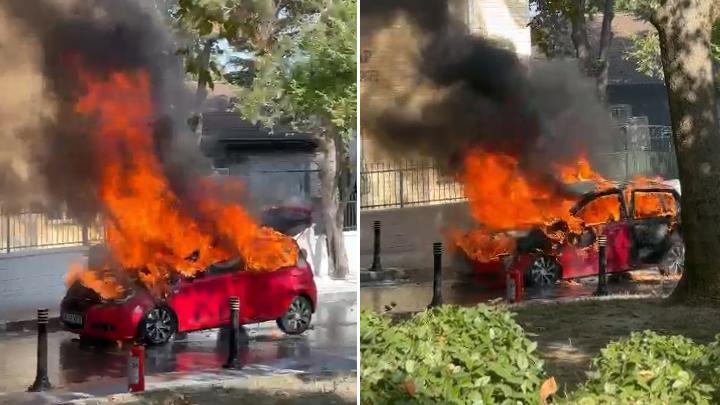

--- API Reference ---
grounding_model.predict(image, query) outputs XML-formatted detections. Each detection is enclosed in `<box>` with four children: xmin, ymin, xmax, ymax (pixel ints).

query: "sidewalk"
<box><xmin>0</xmin><ymin>368</ymin><xmax>356</xmax><ymax>405</ymax></box>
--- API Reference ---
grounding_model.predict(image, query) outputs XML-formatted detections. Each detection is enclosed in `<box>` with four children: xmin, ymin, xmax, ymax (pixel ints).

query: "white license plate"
<box><xmin>62</xmin><ymin>312</ymin><xmax>83</xmax><ymax>326</ymax></box>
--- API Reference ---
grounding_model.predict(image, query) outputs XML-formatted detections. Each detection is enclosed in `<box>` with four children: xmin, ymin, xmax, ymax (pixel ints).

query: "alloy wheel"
<box><xmin>144</xmin><ymin>307</ymin><xmax>175</xmax><ymax>345</ymax></box>
<box><xmin>663</xmin><ymin>244</ymin><xmax>685</xmax><ymax>275</ymax></box>
<box><xmin>530</xmin><ymin>256</ymin><xmax>560</xmax><ymax>286</ymax></box>
<box><xmin>278</xmin><ymin>297</ymin><xmax>312</xmax><ymax>335</ymax></box>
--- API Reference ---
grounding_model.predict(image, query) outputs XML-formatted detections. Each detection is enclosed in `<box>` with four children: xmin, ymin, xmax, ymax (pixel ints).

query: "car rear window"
<box><xmin>633</xmin><ymin>191</ymin><xmax>677</xmax><ymax>219</ymax></box>
<box><xmin>576</xmin><ymin>194</ymin><xmax>623</xmax><ymax>225</ymax></box>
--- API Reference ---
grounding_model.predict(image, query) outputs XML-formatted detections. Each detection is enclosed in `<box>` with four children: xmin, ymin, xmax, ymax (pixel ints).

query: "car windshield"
<box><xmin>575</xmin><ymin>193</ymin><xmax>623</xmax><ymax>225</ymax></box>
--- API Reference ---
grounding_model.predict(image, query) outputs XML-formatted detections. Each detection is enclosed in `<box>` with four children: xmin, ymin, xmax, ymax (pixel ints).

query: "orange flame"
<box><xmin>460</xmin><ymin>150</ymin><xmax>587</xmax><ymax>233</ymax></box>
<box><xmin>67</xmin><ymin>67</ymin><xmax>297</xmax><ymax>299</ymax></box>
<box><xmin>454</xmin><ymin>149</ymin><xmax>672</xmax><ymax>263</ymax></box>
<box><xmin>454</xmin><ymin>150</ymin><xmax>604</xmax><ymax>262</ymax></box>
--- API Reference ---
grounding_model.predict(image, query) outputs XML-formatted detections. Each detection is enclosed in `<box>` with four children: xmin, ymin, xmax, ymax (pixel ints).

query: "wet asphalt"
<box><xmin>0</xmin><ymin>296</ymin><xmax>356</xmax><ymax>395</ymax></box>
<box><xmin>361</xmin><ymin>270</ymin><xmax>678</xmax><ymax>313</ymax></box>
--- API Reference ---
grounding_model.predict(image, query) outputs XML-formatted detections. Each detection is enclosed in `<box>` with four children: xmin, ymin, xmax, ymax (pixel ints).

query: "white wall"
<box><xmin>0</xmin><ymin>247</ymin><xmax>87</xmax><ymax>322</ymax></box>
<box><xmin>467</xmin><ymin>0</ymin><xmax>532</xmax><ymax>58</ymax></box>
<box><xmin>344</xmin><ymin>230</ymin><xmax>359</xmax><ymax>278</ymax></box>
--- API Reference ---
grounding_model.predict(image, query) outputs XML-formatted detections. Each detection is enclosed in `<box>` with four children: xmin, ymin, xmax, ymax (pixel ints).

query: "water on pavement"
<box><xmin>361</xmin><ymin>271</ymin><xmax>677</xmax><ymax>313</ymax></box>
<box><xmin>0</xmin><ymin>297</ymin><xmax>356</xmax><ymax>396</ymax></box>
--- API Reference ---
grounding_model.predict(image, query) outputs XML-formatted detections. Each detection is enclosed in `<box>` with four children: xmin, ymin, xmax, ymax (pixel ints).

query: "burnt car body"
<box><xmin>472</xmin><ymin>181</ymin><xmax>684</xmax><ymax>287</ymax></box>
<box><xmin>60</xmin><ymin>206</ymin><xmax>317</xmax><ymax>345</ymax></box>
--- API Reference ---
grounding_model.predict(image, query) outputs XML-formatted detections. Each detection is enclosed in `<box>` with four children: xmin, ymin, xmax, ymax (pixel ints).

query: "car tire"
<box><xmin>277</xmin><ymin>296</ymin><xmax>312</xmax><ymax>335</ymax></box>
<box><xmin>525</xmin><ymin>256</ymin><xmax>562</xmax><ymax>287</ymax></box>
<box><xmin>139</xmin><ymin>306</ymin><xmax>177</xmax><ymax>346</ymax></box>
<box><xmin>659</xmin><ymin>238</ymin><xmax>684</xmax><ymax>276</ymax></box>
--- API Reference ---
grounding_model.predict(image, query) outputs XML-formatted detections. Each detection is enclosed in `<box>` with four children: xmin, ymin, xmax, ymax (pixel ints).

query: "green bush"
<box><xmin>362</xmin><ymin>307</ymin><xmax>720</xmax><ymax>404</ymax></box>
<box><xmin>360</xmin><ymin>305</ymin><xmax>546</xmax><ymax>404</ymax></box>
<box><xmin>567</xmin><ymin>331</ymin><xmax>718</xmax><ymax>404</ymax></box>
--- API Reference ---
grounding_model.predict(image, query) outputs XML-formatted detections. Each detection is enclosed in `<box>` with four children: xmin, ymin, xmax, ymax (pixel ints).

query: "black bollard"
<box><xmin>223</xmin><ymin>297</ymin><xmax>241</xmax><ymax>369</ymax></box>
<box><xmin>594</xmin><ymin>235</ymin><xmax>609</xmax><ymax>296</ymax></box>
<box><xmin>28</xmin><ymin>308</ymin><xmax>52</xmax><ymax>392</ymax></box>
<box><xmin>369</xmin><ymin>220</ymin><xmax>382</xmax><ymax>271</ymax></box>
<box><xmin>430</xmin><ymin>242</ymin><xmax>443</xmax><ymax>307</ymax></box>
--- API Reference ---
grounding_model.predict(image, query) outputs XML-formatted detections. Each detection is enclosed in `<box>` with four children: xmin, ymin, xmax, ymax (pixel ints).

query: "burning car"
<box><xmin>61</xmin><ymin>249</ymin><xmax>316</xmax><ymax>345</ymax></box>
<box><xmin>461</xmin><ymin>180</ymin><xmax>684</xmax><ymax>287</ymax></box>
<box><xmin>61</xmin><ymin>206</ymin><xmax>317</xmax><ymax>345</ymax></box>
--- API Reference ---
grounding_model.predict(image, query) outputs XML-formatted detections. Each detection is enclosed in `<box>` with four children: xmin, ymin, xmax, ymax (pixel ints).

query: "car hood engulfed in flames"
<box><xmin>62</xmin><ymin>64</ymin><xmax>301</xmax><ymax>301</ymax></box>
<box><xmin>451</xmin><ymin>149</ymin><xmax>677</xmax><ymax>263</ymax></box>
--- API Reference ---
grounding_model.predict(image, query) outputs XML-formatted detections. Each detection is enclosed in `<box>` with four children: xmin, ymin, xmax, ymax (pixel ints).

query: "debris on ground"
<box><xmin>514</xmin><ymin>297</ymin><xmax>720</xmax><ymax>391</ymax></box>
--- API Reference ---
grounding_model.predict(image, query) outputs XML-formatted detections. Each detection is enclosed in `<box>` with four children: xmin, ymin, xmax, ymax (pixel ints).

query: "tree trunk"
<box><xmin>596</xmin><ymin>0</ymin><xmax>615</xmax><ymax>102</ymax></box>
<box><xmin>652</xmin><ymin>1</ymin><xmax>720</xmax><ymax>303</ymax></box>
<box><xmin>194</xmin><ymin>39</ymin><xmax>215</xmax><ymax>110</ymax></box>
<box><xmin>569</xmin><ymin>0</ymin><xmax>592</xmax><ymax>75</ymax></box>
<box><xmin>317</xmin><ymin>132</ymin><xmax>350</xmax><ymax>279</ymax></box>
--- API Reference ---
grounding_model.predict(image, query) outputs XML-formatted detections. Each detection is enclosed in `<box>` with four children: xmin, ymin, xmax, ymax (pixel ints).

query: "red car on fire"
<box><xmin>471</xmin><ymin>181</ymin><xmax>684</xmax><ymax>287</ymax></box>
<box><xmin>60</xmin><ymin>207</ymin><xmax>317</xmax><ymax>345</ymax></box>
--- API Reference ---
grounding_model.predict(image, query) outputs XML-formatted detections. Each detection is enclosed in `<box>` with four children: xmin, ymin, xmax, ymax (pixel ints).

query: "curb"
<box><xmin>0</xmin><ymin>369</ymin><xmax>357</xmax><ymax>405</ymax></box>
<box><xmin>0</xmin><ymin>290</ymin><xmax>356</xmax><ymax>334</ymax></box>
<box><xmin>65</xmin><ymin>370</ymin><xmax>357</xmax><ymax>405</ymax></box>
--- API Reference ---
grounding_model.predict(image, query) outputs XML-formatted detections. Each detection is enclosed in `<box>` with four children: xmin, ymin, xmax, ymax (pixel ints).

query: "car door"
<box><xmin>168</xmin><ymin>269</ymin><xmax>230</xmax><ymax>332</ymax></box>
<box><xmin>566</xmin><ymin>191</ymin><xmax>626</xmax><ymax>277</ymax></box>
<box><xmin>244</xmin><ymin>270</ymin><xmax>285</xmax><ymax>322</ymax></box>
<box><xmin>628</xmin><ymin>189</ymin><xmax>678</xmax><ymax>264</ymax></box>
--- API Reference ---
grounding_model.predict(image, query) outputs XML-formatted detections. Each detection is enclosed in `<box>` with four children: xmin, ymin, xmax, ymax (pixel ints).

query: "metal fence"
<box><xmin>0</xmin><ymin>168</ymin><xmax>358</xmax><ymax>253</ymax></box>
<box><xmin>360</xmin><ymin>160</ymin><xmax>465</xmax><ymax>209</ymax></box>
<box><xmin>361</xmin><ymin>124</ymin><xmax>678</xmax><ymax>210</ymax></box>
<box><xmin>603</xmin><ymin>124</ymin><xmax>678</xmax><ymax>180</ymax></box>
<box><xmin>0</xmin><ymin>210</ymin><xmax>104</xmax><ymax>253</ymax></box>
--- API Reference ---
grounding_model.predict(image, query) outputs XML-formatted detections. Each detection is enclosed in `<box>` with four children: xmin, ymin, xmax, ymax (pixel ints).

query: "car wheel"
<box><xmin>277</xmin><ymin>296</ymin><xmax>312</xmax><ymax>335</ymax></box>
<box><xmin>140</xmin><ymin>307</ymin><xmax>177</xmax><ymax>346</ymax></box>
<box><xmin>660</xmin><ymin>242</ymin><xmax>684</xmax><ymax>276</ymax></box>
<box><xmin>527</xmin><ymin>256</ymin><xmax>561</xmax><ymax>287</ymax></box>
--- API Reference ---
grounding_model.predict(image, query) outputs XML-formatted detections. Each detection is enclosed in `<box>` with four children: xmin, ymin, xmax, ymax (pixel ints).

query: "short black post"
<box><xmin>430</xmin><ymin>242</ymin><xmax>443</xmax><ymax>307</ymax></box>
<box><xmin>594</xmin><ymin>235</ymin><xmax>609</xmax><ymax>296</ymax></box>
<box><xmin>28</xmin><ymin>308</ymin><xmax>52</xmax><ymax>392</ymax></box>
<box><xmin>223</xmin><ymin>297</ymin><xmax>241</xmax><ymax>369</ymax></box>
<box><xmin>369</xmin><ymin>220</ymin><xmax>382</xmax><ymax>271</ymax></box>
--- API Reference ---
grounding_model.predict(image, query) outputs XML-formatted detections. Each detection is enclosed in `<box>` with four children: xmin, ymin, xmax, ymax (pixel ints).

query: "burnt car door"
<box><xmin>565</xmin><ymin>190</ymin><xmax>628</xmax><ymax>277</ymax></box>
<box><xmin>628</xmin><ymin>189</ymin><xmax>680</xmax><ymax>264</ymax></box>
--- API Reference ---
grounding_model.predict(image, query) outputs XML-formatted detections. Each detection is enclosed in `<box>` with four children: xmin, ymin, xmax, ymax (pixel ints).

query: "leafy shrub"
<box><xmin>360</xmin><ymin>305</ymin><xmax>545</xmax><ymax>404</ymax></box>
<box><xmin>567</xmin><ymin>331</ymin><xmax>717</xmax><ymax>404</ymax></box>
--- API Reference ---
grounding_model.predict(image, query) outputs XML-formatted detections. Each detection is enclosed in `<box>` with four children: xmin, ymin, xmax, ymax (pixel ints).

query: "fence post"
<box><xmin>398</xmin><ymin>167</ymin><xmax>404</xmax><ymax>208</ymax></box>
<box><xmin>5</xmin><ymin>211</ymin><xmax>10</xmax><ymax>254</ymax></box>
<box><xmin>81</xmin><ymin>224</ymin><xmax>89</xmax><ymax>246</ymax></box>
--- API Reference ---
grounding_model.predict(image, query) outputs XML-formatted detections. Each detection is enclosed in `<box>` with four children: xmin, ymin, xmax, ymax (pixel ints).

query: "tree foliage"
<box><xmin>171</xmin><ymin>0</ymin><xmax>356</xmax><ymax>278</ymax></box>
<box><xmin>237</xmin><ymin>0</ymin><xmax>357</xmax><ymax>140</ymax></box>
<box><xmin>624</xmin><ymin>21</ymin><xmax>720</xmax><ymax>81</ymax></box>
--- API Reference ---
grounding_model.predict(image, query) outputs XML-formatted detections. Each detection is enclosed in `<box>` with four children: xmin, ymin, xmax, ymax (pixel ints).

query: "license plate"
<box><xmin>62</xmin><ymin>312</ymin><xmax>84</xmax><ymax>326</ymax></box>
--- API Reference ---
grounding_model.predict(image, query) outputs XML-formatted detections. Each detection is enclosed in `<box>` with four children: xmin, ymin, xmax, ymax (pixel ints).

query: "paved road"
<box><xmin>0</xmin><ymin>297</ymin><xmax>356</xmax><ymax>396</ymax></box>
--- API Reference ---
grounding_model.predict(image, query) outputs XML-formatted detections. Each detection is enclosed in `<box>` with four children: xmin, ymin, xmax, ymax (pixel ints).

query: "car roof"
<box><xmin>570</xmin><ymin>179</ymin><xmax>679</xmax><ymax>215</ymax></box>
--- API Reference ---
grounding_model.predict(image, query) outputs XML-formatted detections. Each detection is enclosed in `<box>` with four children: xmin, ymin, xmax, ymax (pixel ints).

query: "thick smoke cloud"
<box><xmin>0</xmin><ymin>0</ymin><xmax>207</xmax><ymax>218</ymax></box>
<box><xmin>360</xmin><ymin>0</ymin><xmax>617</xmax><ymax>187</ymax></box>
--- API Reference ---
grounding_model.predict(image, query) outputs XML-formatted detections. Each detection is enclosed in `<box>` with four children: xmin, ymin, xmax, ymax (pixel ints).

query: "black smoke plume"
<box><xmin>360</xmin><ymin>0</ymin><xmax>616</xmax><ymax>188</ymax></box>
<box><xmin>0</xmin><ymin>0</ymin><xmax>206</xmax><ymax>218</ymax></box>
